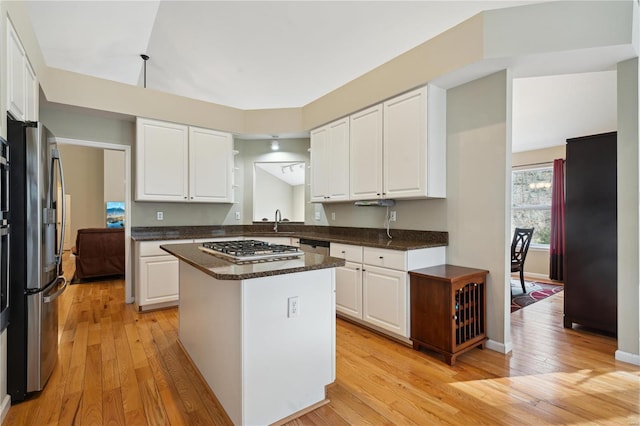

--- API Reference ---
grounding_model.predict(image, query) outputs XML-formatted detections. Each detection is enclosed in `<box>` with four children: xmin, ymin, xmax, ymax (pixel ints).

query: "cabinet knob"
<box><xmin>356</xmin><ymin>268</ymin><xmax>360</xmax><ymax>271</ymax></box>
<box><xmin>184</xmin><ymin>196</ymin><xmax>187</xmax><ymax>199</ymax></box>
<box><xmin>341</xmin><ymin>250</ymin><xmax>345</xmax><ymax>254</ymax></box>
<box><xmin>379</xmin><ymin>256</ymin><xmax>384</xmax><ymax>259</ymax></box>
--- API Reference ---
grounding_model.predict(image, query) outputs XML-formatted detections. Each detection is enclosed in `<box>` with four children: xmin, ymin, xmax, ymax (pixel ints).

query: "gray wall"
<box><xmin>58</xmin><ymin>144</ymin><xmax>104</xmax><ymax>244</ymax></box>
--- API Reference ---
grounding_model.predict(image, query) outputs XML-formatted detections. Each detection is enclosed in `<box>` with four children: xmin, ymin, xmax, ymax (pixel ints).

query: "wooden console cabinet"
<box><xmin>409</xmin><ymin>265</ymin><xmax>488</xmax><ymax>365</ymax></box>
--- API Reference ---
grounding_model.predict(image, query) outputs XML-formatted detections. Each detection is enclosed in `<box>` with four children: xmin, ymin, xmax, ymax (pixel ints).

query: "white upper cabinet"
<box><xmin>349</xmin><ymin>104</ymin><xmax>383</xmax><ymax>200</ymax></box>
<box><xmin>349</xmin><ymin>85</ymin><xmax>446</xmax><ymax>201</ymax></box>
<box><xmin>310</xmin><ymin>117</ymin><xmax>350</xmax><ymax>202</ymax></box>
<box><xmin>136</xmin><ymin>118</ymin><xmax>234</xmax><ymax>203</ymax></box>
<box><xmin>188</xmin><ymin>126</ymin><xmax>233</xmax><ymax>203</ymax></box>
<box><xmin>7</xmin><ymin>19</ymin><xmax>38</xmax><ymax>122</ymax></box>
<box><xmin>310</xmin><ymin>126</ymin><xmax>329</xmax><ymax>201</ymax></box>
<box><xmin>384</xmin><ymin>85</ymin><xmax>446</xmax><ymax>199</ymax></box>
<box><xmin>136</xmin><ymin>118</ymin><xmax>189</xmax><ymax>201</ymax></box>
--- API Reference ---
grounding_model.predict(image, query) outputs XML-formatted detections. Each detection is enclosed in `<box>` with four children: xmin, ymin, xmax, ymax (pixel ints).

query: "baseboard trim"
<box><xmin>0</xmin><ymin>395</ymin><xmax>11</xmax><ymax>424</ymax></box>
<box><xmin>615</xmin><ymin>350</ymin><xmax>640</xmax><ymax>366</ymax></box>
<box><xmin>522</xmin><ymin>272</ymin><xmax>549</xmax><ymax>280</ymax></box>
<box><xmin>486</xmin><ymin>339</ymin><xmax>511</xmax><ymax>354</ymax></box>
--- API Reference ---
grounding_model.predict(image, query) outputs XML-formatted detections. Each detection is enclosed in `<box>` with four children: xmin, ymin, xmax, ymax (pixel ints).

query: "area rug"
<box><xmin>511</xmin><ymin>279</ymin><xmax>563</xmax><ymax>312</ymax></box>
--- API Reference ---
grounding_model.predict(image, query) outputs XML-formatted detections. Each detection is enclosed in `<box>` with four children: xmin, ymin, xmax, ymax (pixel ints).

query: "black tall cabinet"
<box><xmin>564</xmin><ymin>132</ymin><xmax>617</xmax><ymax>334</ymax></box>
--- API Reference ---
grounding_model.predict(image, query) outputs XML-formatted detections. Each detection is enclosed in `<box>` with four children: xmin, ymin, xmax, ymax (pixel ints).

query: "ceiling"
<box><xmin>256</xmin><ymin>162</ymin><xmax>305</xmax><ymax>186</ymax></box>
<box><xmin>24</xmin><ymin>1</ymin><xmax>620</xmax><ymax>152</ymax></box>
<box><xmin>25</xmin><ymin>0</ymin><xmax>542</xmax><ymax>110</ymax></box>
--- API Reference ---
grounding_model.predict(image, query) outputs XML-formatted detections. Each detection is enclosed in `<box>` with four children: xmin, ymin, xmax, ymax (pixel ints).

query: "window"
<box><xmin>511</xmin><ymin>166</ymin><xmax>552</xmax><ymax>247</ymax></box>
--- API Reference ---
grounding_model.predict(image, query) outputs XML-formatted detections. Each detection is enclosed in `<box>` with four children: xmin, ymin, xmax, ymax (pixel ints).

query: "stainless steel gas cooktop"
<box><xmin>198</xmin><ymin>239</ymin><xmax>304</xmax><ymax>262</ymax></box>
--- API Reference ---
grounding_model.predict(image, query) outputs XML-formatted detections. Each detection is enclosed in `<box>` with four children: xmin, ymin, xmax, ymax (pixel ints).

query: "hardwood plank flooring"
<box><xmin>3</xmin><ymin>255</ymin><xmax>638</xmax><ymax>425</ymax></box>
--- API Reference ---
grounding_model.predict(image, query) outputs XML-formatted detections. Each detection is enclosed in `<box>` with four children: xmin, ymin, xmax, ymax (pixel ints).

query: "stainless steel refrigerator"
<box><xmin>7</xmin><ymin>116</ymin><xmax>67</xmax><ymax>401</ymax></box>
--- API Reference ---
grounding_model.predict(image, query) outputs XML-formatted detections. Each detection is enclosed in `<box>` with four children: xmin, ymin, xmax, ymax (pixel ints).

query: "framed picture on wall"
<box><xmin>106</xmin><ymin>201</ymin><xmax>125</xmax><ymax>228</ymax></box>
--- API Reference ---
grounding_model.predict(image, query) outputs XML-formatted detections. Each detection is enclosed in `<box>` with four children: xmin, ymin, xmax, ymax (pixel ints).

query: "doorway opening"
<box><xmin>53</xmin><ymin>137</ymin><xmax>133</xmax><ymax>303</ymax></box>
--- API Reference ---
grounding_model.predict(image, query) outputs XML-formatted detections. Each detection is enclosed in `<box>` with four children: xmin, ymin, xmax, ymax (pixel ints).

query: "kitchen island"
<box><xmin>160</xmin><ymin>242</ymin><xmax>344</xmax><ymax>426</ymax></box>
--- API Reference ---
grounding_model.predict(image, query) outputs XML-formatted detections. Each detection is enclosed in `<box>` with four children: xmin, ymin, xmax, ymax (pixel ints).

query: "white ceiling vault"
<box><xmin>24</xmin><ymin>1</ymin><xmax>620</xmax><ymax>152</ymax></box>
<box><xmin>25</xmin><ymin>0</ymin><xmax>543</xmax><ymax>110</ymax></box>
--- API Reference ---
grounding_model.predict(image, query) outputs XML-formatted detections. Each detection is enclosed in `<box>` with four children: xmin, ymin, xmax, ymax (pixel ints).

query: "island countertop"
<box><xmin>160</xmin><ymin>242</ymin><xmax>345</xmax><ymax>280</ymax></box>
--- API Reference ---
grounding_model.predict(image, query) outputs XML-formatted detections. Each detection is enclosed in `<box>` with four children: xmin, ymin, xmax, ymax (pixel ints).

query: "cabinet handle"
<box><xmin>184</xmin><ymin>196</ymin><xmax>187</xmax><ymax>199</ymax></box>
<box><xmin>341</xmin><ymin>250</ymin><xmax>345</xmax><ymax>254</ymax></box>
<box><xmin>356</xmin><ymin>268</ymin><xmax>360</xmax><ymax>271</ymax></box>
<box><xmin>379</xmin><ymin>256</ymin><xmax>384</xmax><ymax>259</ymax></box>
<box><xmin>362</xmin><ymin>269</ymin><xmax>366</xmax><ymax>272</ymax></box>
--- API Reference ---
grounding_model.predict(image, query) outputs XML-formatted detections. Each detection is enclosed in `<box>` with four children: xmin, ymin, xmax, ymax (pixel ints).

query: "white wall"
<box><xmin>292</xmin><ymin>185</ymin><xmax>305</xmax><ymax>222</ymax></box>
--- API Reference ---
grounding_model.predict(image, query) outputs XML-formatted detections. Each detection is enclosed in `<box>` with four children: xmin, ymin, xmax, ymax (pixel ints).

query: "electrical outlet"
<box><xmin>235</xmin><ymin>211</ymin><xmax>240</xmax><ymax>220</ymax></box>
<box><xmin>156</xmin><ymin>211</ymin><xmax>164</xmax><ymax>221</ymax></box>
<box><xmin>331</xmin><ymin>212</ymin><xmax>336</xmax><ymax>221</ymax></box>
<box><xmin>288</xmin><ymin>296</ymin><xmax>299</xmax><ymax>318</ymax></box>
<box><xmin>390</xmin><ymin>211</ymin><xmax>397</xmax><ymax>222</ymax></box>
<box><xmin>315</xmin><ymin>211</ymin><xmax>321</xmax><ymax>221</ymax></box>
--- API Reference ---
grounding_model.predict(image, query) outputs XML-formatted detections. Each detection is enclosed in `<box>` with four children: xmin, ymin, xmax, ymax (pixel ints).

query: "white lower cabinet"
<box><xmin>362</xmin><ymin>265</ymin><xmax>407</xmax><ymax>336</ymax></box>
<box><xmin>136</xmin><ymin>237</ymin><xmax>246</xmax><ymax>310</ymax></box>
<box><xmin>135</xmin><ymin>239</ymin><xmax>190</xmax><ymax>311</ymax></box>
<box><xmin>331</xmin><ymin>242</ymin><xmax>445</xmax><ymax>339</ymax></box>
<box><xmin>335</xmin><ymin>261</ymin><xmax>362</xmax><ymax>318</ymax></box>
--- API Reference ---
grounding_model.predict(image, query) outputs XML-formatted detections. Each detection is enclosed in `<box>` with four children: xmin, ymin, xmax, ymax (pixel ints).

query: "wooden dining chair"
<box><xmin>511</xmin><ymin>227</ymin><xmax>534</xmax><ymax>293</ymax></box>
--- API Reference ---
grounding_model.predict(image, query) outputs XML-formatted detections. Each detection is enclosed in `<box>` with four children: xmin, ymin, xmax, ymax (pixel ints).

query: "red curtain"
<box><xmin>549</xmin><ymin>159</ymin><xmax>565</xmax><ymax>281</ymax></box>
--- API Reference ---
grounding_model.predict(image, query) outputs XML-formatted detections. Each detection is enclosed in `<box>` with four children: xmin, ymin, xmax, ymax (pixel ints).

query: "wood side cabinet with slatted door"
<box><xmin>409</xmin><ymin>265</ymin><xmax>489</xmax><ymax>365</ymax></box>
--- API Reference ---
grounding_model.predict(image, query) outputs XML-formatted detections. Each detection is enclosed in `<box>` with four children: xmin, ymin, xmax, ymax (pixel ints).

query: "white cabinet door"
<box><xmin>362</xmin><ymin>265</ymin><xmax>408</xmax><ymax>337</ymax></box>
<box><xmin>383</xmin><ymin>85</ymin><xmax>446</xmax><ymax>199</ymax></box>
<box><xmin>25</xmin><ymin>61</ymin><xmax>38</xmax><ymax>121</ymax></box>
<box><xmin>310</xmin><ymin>117</ymin><xmax>350</xmax><ymax>202</ymax></box>
<box><xmin>189</xmin><ymin>126</ymin><xmax>233</xmax><ymax>203</ymax></box>
<box><xmin>384</xmin><ymin>87</ymin><xmax>425</xmax><ymax>198</ymax></box>
<box><xmin>138</xmin><ymin>255</ymin><xmax>180</xmax><ymax>306</ymax></box>
<box><xmin>310</xmin><ymin>126</ymin><xmax>329</xmax><ymax>202</ymax></box>
<box><xmin>350</xmin><ymin>104</ymin><xmax>383</xmax><ymax>200</ymax></box>
<box><xmin>7</xmin><ymin>20</ymin><xmax>26</xmax><ymax>121</ymax></box>
<box><xmin>327</xmin><ymin>118</ymin><xmax>350</xmax><ymax>201</ymax></box>
<box><xmin>136</xmin><ymin>118</ymin><xmax>189</xmax><ymax>201</ymax></box>
<box><xmin>335</xmin><ymin>261</ymin><xmax>363</xmax><ymax>319</ymax></box>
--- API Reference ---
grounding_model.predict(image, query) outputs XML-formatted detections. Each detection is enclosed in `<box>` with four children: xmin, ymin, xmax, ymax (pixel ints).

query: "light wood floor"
<box><xmin>4</xmin><ymin>255</ymin><xmax>639</xmax><ymax>425</ymax></box>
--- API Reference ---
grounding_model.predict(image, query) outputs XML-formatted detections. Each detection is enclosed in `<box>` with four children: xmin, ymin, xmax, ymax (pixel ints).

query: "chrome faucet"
<box><xmin>274</xmin><ymin>209</ymin><xmax>282</xmax><ymax>232</ymax></box>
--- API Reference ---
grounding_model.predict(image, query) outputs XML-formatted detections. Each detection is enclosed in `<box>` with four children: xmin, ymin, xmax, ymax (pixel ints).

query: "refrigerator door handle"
<box><xmin>51</xmin><ymin>148</ymin><xmax>66</xmax><ymax>267</ymax></box>
<box><xmin>43</xmin><ymin>276</ymin><xmax>67</xmax><ymax>304</ymax></box>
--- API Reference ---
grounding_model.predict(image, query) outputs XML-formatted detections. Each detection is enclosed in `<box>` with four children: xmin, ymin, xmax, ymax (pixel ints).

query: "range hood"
<box><xmin>354</xmin><ymin>199</ymin><xmax>395</xmax><ymax>207</ymax></box>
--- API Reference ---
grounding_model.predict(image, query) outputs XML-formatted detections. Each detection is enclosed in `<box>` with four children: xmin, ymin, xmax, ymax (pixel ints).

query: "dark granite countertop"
<box><xmin>161</xmin><ymin>242</ymin><xmax>345</xmax><ymax>280</ymax></box>
<box><xmin>133</xmin><ymin>225</ymin><xmax>448</xmax><ymax>251</ymax></box>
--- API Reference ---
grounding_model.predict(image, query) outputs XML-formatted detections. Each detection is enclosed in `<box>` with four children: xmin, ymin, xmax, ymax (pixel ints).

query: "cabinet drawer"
<box><xmin>363</xmin><ymin>247</ymin><xmax>406</xmax><ymax>271</ymax></box>
<box><xmin>330</xmin><ymin>243</ymin><xmax>363</xmax><ymax>263</ymax></box>
<box><xmin>138</xmin><ymin>239</ymin><xmax>192</xmax><ymax>257</ymax></box>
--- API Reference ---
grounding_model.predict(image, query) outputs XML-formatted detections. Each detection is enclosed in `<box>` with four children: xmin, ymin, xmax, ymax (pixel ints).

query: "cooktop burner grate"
<box><xmin>198</xmin><ymin>239</ymin><xmax>304</xmax><ymax>262</ymax></box>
